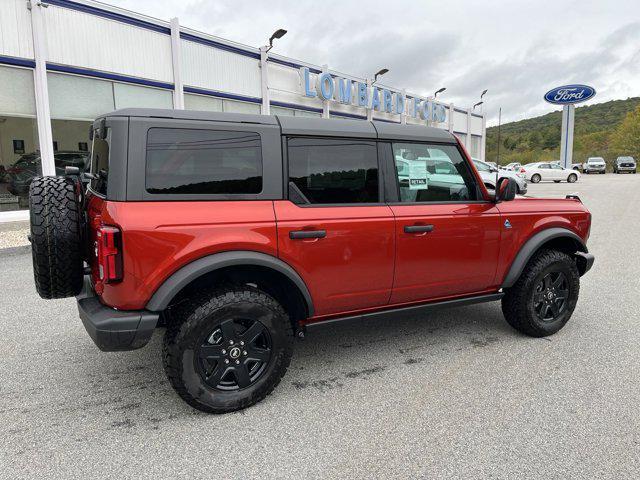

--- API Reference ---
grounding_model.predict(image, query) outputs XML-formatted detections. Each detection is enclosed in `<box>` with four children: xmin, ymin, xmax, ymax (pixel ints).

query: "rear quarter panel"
<box><xmin>495</xmin><ymin>198</ymin><xmax>591</xmax><ymax>285</ymax></box>
<box><xmin>93</xmin><ymin>200</ymin><xmax>278</xmax><ymax>310</ymax></box>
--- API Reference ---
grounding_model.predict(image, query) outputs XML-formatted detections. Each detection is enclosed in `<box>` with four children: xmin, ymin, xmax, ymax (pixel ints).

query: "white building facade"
<box><xmin>0</xmin><ymin>0</ymin><xmax>486</xmax><ymax>221</ymax></box>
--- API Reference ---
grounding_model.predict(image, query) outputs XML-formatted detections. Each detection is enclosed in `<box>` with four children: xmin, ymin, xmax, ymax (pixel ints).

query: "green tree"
<box><xmin>610</xmin><ymin>106</ymin><xmax>640</xmax><ymax>157</ymax></box>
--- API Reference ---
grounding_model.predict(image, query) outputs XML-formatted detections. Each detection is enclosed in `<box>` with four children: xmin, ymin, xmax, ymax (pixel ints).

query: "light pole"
<box><xmin>372</xmin><ymin>68</ymin><xmax>388</xmax><ymax>85</ymax></box>
<box><xmin>434</xmin><ymin>87</ymin><xmax>446</xmax><ymax>98</ymax></box>
<box><xmin>473</xmin><ymin>101</ymin><xmax>483</xmax><ymax>111</ymax></box>
<box><xmin>368</xmin><ymin>68</ymin><xmax>388</xmax><ymax>120</ymax></box>
<box><xmin>260</xmin><ymin>29</ymin><xmax>287</xmax><ymax>115</ymax></box>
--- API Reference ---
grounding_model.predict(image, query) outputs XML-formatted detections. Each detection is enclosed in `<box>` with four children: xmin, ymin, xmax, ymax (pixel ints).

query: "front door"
<box><xmin>386</xmin><ymin>142</ymin><xmax>502</xmax><ymax>304</ymax></box>
<box><xmin>275</xmin><ymin>137</ymin><xmax>395</xmax><ymax>317</ymax></box>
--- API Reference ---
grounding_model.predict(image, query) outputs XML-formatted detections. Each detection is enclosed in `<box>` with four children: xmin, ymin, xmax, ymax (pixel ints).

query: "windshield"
<box><xmin>618</xmin><ymin>157</ymin><xmax>634</xmax><ymax>162</ymax></box>
<box><xmin>588</xmin><ymin>157</ymin><xmax>604</xmax><ymax>163</ymax></box>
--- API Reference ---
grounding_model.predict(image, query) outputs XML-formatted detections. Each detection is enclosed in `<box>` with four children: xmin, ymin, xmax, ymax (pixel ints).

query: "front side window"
<box><xmin>145</xmin><ymin>128</ymin><xmax>262</xmax><ymax>195</ymax></box>
<box><xmin>392</xmin><ymin>143</ymin><xmax>478</xmax><ymax>203</ymax></box>
<box><xmin>287</xmin><ymin>137</ymin><xmax>379</xmax><ymax>204</ymax></box>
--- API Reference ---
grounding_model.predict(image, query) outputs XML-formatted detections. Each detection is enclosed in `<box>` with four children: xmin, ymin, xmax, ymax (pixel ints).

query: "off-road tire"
<box><xmin>29</xmin><ymin>176</ymin><xmax>84</xmax><ymax>299</ymax></box>
<box><xmin>568</xmin><ymin>173</ymin><xmax>577</xmax><ymax>183</ymax></box>
<box><xmin>162</xmin><ymin>286</ymin><xmax>294</xmax><ymax>413</ymax></box>
<box><xmin>502</xmin><ymin>249</ymin><xmax>580</xmax><ymax>337</ymax></box>
<box><xmin>531</xmin><ymin>174</ymin><xmax>541</xmax><ymax>183</ymax></box>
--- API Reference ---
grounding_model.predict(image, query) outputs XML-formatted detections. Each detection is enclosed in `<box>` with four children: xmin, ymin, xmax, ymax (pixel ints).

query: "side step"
<box><xmin>306</xmin><ymin>292</ymin><xmax>504</xmax><ymax>329</ymax></box>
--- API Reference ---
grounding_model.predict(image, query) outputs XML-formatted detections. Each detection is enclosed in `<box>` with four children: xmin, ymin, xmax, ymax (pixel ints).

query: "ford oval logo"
<box><xmin>544</xmin><ymin>84</ymin><xmax>596</xmax><ymax>105</ymax></box>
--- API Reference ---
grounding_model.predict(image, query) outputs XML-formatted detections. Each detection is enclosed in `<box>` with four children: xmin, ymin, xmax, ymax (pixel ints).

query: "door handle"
<box><xmin>289</xmin><ymin>230</ymin><xmax>326</xmax><ymax>240</ymax></box>
<box><xmin>404</xmin><ymin>224</ymin><xmax>434</xmax><ymax>234</ymax></box>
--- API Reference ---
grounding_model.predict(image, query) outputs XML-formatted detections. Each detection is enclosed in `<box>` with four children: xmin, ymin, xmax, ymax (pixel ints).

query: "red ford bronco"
<box><xmin>29</xmin><ymin>109</ymin><xmax>594</xmax><ymax>413</ymax></box>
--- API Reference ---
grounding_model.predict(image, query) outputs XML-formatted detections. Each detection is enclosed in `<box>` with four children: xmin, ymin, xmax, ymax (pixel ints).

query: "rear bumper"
<box><xmin>76</xmin><ymin>277</ymin><xmax>159</xmax><ymax>352</ymax></box>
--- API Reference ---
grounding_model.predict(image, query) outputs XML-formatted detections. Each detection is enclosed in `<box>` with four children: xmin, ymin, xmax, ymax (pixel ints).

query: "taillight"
<box><xmin>520</xmin><ymin>168</ymin><xmax>526</xmax><ymax>173</ymax></box>
<box><xmin>96</xmin><ymin>225</ymin><xmax>123</xmax><ymax>283</ymax></box>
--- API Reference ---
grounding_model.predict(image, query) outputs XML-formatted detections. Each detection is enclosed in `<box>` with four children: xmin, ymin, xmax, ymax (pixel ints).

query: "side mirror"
<box><xmin>496</xmin><ymin>177</ymin><xmax>517</xmax><ymax>202</ymax></box>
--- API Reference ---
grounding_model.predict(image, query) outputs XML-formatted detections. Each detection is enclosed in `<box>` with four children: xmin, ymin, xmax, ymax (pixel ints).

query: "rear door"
<box><xmin>385</xmin><ymin>141</ymin><xmax>501</xmax><ymax>303</ymax></box>
<box><xmin>275</xmin><ymin>136</ymin><xmax>395</xmax><ymax>317</ymax></box>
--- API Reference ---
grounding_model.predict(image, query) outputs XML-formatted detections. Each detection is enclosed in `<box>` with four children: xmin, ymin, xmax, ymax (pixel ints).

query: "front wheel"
<box><xmin>502</xmin><ymin>249</ymin><xmax>580</xmax><ymax>337</ymax></box>
<box><xmin>163</xmin><ymin>287</ymin><xmax>294</xmax><ymax>413</ymax></box>
<box><xmin>567</xmin><ymin>173</ymin><xmax>577</xmax><ymax>183</ymax></box>
<box><xmin>531</xmin><ymin>174</ymin><xmax>541</xmax><ymax>183</ymax></box>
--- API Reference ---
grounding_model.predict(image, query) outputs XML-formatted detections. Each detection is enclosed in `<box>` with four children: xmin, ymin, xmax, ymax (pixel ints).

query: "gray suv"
<box><xmin>613</xmin><ymin>156</ymin><xmax>636</xmax><ymax>174</ymax></box>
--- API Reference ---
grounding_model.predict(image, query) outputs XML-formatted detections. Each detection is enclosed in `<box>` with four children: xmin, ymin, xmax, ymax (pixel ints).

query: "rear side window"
<box><xmin>145</xmin><ymin>128</ymin><xmax>262</xmax><ymax>195</ymax></box>
<box><xmin>287</xmin><ymin>137</ymin><xmax>379</xmax><ymax>204</ymax></box>
<box><xmin>90</xmin><ymin>133</ymin><xmax>109</xmax><ymax>196</ymax></box>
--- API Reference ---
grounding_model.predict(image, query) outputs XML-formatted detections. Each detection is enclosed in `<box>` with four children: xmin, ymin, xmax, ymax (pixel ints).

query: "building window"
<box><xmin>470</xmin><ymin>135</ymin><xmax>482</xmax><ymax>159</ymax></box>
<box><xmin>223</xmin><ymin>99</ymin><xmax>260</xmax><ymax>114</ymax></box>
<box><xmin>0</xmin><ymin>66</ymin><xmax>40</xmax><ymax>212</ymax></box>
<box><xmin>392</xmin><ymin>143</ymin><xmax>478</xmax><ymax>203</ymax></box>
<box><xmin>287</xmin><ymin>137</ymin><xmax>379</xmax><ymax>204</ymax></box>
<box><xmin>184</xmin><ymin>93</ymin><xmax>223</xmax><ymax>112</ymax></box>
<box><xmin>145</xmin><ymin>128</ymin><xmax>263</xmax><ymax>194</ymax></box>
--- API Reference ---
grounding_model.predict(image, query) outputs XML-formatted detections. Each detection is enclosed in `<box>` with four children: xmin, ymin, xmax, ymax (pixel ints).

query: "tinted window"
<box><xmin>146</xmin><ymin>128</ymin><xmax>262</xmax><ymax>195</ymax></box>
<box><xmin>90</xmin><ymin>132</ymin><xmax>109</xmax><ymax>196</ymax></box>
<box><xmin>538</xmin><ymin>164</ymin><xmax>550</xmax><ymax>169</ymax></box>
<box><xmin>393</xmin><ymin>143</ymin><xmax>478</xmax><ymax>203</ymax></box>
<box><xmin>287</xmin><ymin>137</ymin><xmax>379</xmax><ymax>204</ymax></box>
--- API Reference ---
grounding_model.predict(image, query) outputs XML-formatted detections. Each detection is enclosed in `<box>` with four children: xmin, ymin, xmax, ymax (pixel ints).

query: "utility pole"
<box><xmin>496</xmin><ymin>107</ymin><xmax>502</xmax><ymax>166</ymax></box>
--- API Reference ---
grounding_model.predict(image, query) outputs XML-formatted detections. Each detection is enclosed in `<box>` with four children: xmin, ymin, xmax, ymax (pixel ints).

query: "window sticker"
<box><xmin>408</xmin><ymin>161</ymin><xmax>428</xmax><ymax>190</ymax></box>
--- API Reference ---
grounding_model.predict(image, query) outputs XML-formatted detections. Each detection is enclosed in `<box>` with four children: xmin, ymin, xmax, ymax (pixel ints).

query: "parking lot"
<box><xmin>1</xmin><ymin>173</ymin><xmax>639</xmax><ymax>479</ymax></box>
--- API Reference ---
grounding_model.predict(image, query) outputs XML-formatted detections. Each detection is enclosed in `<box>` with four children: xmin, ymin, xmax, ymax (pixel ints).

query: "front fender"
<box><xmin>501</xmin><ymin>227</ymin><xmax>588</xmax><ymax>288</ymax></box>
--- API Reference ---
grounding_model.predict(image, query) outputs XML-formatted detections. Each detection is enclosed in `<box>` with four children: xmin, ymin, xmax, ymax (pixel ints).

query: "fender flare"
<box><xmin>145</xmin><ymin>251</ymin><xmax>314</xmax><ymax>316</ymax></box>
<box><xmin>501</xmin><ymin>227</ymin><xmax>588</xmax><ymax>288</ymax></box>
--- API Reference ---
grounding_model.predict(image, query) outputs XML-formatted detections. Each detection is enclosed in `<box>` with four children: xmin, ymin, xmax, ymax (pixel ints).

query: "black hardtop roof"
<box><xmin>103</xmin><ymin>108</ymin><xmax>457</xmax><ymax>143</ymax></box>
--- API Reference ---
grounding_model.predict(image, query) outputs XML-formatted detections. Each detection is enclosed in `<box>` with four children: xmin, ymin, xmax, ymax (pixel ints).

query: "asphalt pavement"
<box><xmin>1</xmin><ymin>174</ymin><xmax>639</xmax><ymax>479</ymax></box>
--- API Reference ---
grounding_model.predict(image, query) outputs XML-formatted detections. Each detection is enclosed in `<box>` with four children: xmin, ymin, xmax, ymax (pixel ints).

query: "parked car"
<box><xmin>522</xmin><ymin>162</ymin><xmax>580</xmax><ymax>183</ymax></box>
<box><xmin>28</xmin><ymin>109</ymin><xmax>594</xmax><ymax>414</ymax></box>
<box><xmin>504</xmin><ymin>162</ymin><xmax>522</xmax><ymax>171</ymax></box>
<box><xmin>572</xmin><ymin>163</ymin><xmax>583</xmax><ymax>172</ymax></box>
<box><xmin>472</xmin><ymin>159</ymin><xmax>527</xmax><ymax>194</ymax></box>
<box><xmin>613</xmin><ymin>156</ymin><xmax>636</xmax><ymax>174</ymax></box>
<box><xmin>582</xmin><ymin>157</ymin><xmax>606</xmax><ymax>174</ymax></box>
<box><xmin>6</xmin><ymin>151</ymin><xmax>89</xmax><ymax>196</ymax></box>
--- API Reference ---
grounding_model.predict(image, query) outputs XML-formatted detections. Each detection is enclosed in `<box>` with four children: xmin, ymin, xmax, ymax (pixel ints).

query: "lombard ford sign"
<box><xmin>299</xmin><ymin>67</ymin><xmax>447</xmax><ymax>123</ymax></box>
<box><xmin>544</xmin><ymin>84</ymin><xmax>596</xmax><ymax>105</ymax></box>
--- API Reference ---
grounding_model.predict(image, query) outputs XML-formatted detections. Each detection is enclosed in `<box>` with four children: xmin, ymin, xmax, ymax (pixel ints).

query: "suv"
<box><xmin>28</xmin><ymin>109</ymin><xmax>594</xmax><ymax>413</ymax></box>
<box><xmin>583</xmin><ymin>157</ymin><xmax>606</xmax><ymax>174</ymax></box>
<box><xmin>613</xmin><ymin>156</ymin><xmax>636</xmax><ymax>174</ymax></box>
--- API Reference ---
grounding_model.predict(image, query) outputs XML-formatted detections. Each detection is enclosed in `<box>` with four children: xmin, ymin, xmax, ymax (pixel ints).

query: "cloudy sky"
<box><xmin>106</xmin><ymin>0</ymin><xmax>640</xmax><ymax>125</ymax></box>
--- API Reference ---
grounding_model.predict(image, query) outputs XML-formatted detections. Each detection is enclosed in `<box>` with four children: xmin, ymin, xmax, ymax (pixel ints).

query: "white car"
<box><xmin>583</xmin><ymin>157</ymin><xmax>606</xmax><ymax>174</ymax></box>
<box><xmin>522</xmin><ymin>162</ymin><xmax>580</xmax><ymax>184</ymax></box>
<box><xmin>472</xmin><ymin>159</ymin><xmax>527</xmax><ymax>194</ymax></box>
<box><xmin>504</xmin><ymin>162</ymin><xmax>522</xmax><ymax>171</ymax></box>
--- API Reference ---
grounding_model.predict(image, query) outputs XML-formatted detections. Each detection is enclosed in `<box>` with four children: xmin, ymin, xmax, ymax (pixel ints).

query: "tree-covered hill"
<box><xmin>486</xmin><ymin>97</ymin><xmax>640</xmax><ymax>167</ymax></box>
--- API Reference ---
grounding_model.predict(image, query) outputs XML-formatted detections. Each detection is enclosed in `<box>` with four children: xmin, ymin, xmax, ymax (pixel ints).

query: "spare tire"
<box><xmin>29</xmin><ymin>176</ymin><xmax>84</xmax><ymax>299</ymax></box>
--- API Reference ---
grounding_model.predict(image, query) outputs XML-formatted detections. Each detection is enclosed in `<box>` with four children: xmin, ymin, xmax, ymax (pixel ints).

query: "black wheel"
<box><xmin>567</xmin><ymin>173</ymin><xmax>577</xmax><ymax>183</ymax></box>
<box><xmin>531</xmin><ymin>174</ymin><xmax>541</xmax><ymax>183</ymax></box>
<box><xmin>502</xmin><ymin>249</ymin><xmax>580</xmax><ymax>337</ymax></box>
<box><xmin>600</xmin><ymin>171</ymin><xmax>606</xmax><ymax>174</ymax></box>
<box><xmin>554</xmin><ymin>180</ymin><xmax>561</xmax><ymax>183</ymax></box>
<box><xmin>163</xmin><ymin>286</ymin><xmax>293</xmax><ymax>413</ymax></box>
<box><xmin>28</xmin><ymin>176</ymin><xmax>84</xmax><ymax>299</ymax></box>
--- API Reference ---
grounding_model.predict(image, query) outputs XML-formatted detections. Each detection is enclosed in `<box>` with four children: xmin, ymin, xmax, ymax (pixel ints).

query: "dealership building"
<box><xmin>0</xmin><ymin>0</ymin><xmax>486</xmax><ymax>221</ymax></box>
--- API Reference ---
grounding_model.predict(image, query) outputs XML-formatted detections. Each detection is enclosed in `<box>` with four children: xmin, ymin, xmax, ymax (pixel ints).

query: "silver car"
<box><xmin>473</xmin><ymin>159</ymin><xmax>527</xmax><ymax>194</ymax></box>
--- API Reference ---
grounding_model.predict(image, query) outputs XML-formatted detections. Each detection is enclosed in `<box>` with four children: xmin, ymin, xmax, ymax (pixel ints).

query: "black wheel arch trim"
<box><xmin>145</xmin><ymin>251</ymin><xmax>314</xmax><ymax>317</ymax></box>
<box><xmin>501</xmin><ymin>227</ymin><xmax>590</xmax><ymax>288</ymax></box>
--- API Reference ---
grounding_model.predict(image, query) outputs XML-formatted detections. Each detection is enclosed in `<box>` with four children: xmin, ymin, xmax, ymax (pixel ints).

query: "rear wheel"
<box><xmin>567</xmin><ymin>173</ymin><xmax>577</xmax><ymax>183</ymax></box>
<box><xmin>502</xmin><ymin>249</ymin><xmax>579</xmax><ymax>337</ymax></box>
<box><xmin>531</xmin><ymin>174</ymin><xmax>541</xmax><ymax>183</ymax></box>
<box><xmin>28</xmin><ymin>176</ymin><xmax>84</xmax><ymax>299</ymax></box>
<box><xmin>162</xmin><ymin>286</ymin><xmax>294</xmax><ymax>413</ymax></box>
